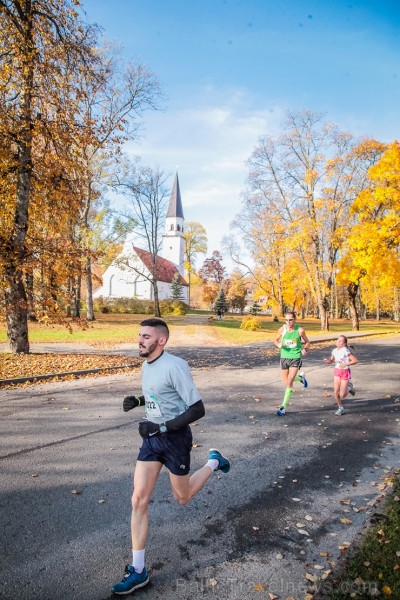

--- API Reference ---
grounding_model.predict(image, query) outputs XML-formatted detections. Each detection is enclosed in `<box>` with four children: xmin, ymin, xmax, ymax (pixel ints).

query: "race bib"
<box><xmin>284</xmin><ymin>339</ymin><xmax>297</xmax><ymax>349</ymax></box>
<box><xmin>145</xmin><ymin>394</ymin><xmax>162</xmax><ymax>418</ymax></box>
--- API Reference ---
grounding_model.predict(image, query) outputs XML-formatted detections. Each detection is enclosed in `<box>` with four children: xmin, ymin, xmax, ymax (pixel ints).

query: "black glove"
<box><xmin>123</xmin><ymin>396</ymin><xmax>140</xmax><ymax>412</ymax></box>
<box><xmin>138</xmin><ymin>421</ymin><xmax>161</xmax><ymax>438</ymax></box>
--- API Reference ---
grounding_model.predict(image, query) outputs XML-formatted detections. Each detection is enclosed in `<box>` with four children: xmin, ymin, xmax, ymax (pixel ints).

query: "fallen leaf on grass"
<box><xmin>382</xmin><ymin>585</ymin><xmax>392</xmax><ymax>596</ymax></box>
<box><xmin>1</xmin><ymin>353</ymin><xmax>141</xmax><ymax>388</ymax></box>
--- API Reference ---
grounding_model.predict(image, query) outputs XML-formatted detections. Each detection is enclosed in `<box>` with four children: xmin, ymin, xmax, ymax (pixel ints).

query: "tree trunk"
<box><xmin>347</xmin><ymin>282</ymin><xmax>360</xmax><ymax>331</ymax></box>
<box><xmin>319</xmin><ymin>303</ymin><xmax>329</xmax><ymax>331</ymax></box>
<box><xmin>25</xmin><ymin>271</ymin><xmax>37</xmax><ymax>321</ymax></box>
<box><xmin>317</xmin><ymin>293</ymin><xmax>330</xmax><ymax>331</ymax></box>
<box><xmin>394</xmin><ymin>286</ymin><xmax>400</xmax><ymax>322</ymax></box>
<box><xmin>86</xmin><ymin>255</ymin><xmax>95</xmax><ymax>321</ymax></box>
<box><xmin>72</xmin><ymin>276</ymin><xmax>81</xmax><ymax>318</ymax></box>
<box><xmin>152</xmin><ymin>280</ymin><xmax>161</xmax><ymax>317</ymax></box>
<box><xmin>5</xmin><ymin>70</ymin><xmax>33</xmax><ymax>352</ymax></box>
<box><xmin>4</xmin><ymin>268</ymin><xmax>30</xmax><ymax>353</ymax></box>
<box><xmin>376</xmin><ymin>297</ymin><xmax>380</xmax><ymax>321</ymax></box>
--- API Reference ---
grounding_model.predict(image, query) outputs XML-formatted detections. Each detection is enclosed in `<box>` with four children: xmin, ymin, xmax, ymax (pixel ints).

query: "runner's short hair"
<box><xmin>140</xmin><ymin>318</ymin><xmax>170</xmax><ymax>340</ymax></box>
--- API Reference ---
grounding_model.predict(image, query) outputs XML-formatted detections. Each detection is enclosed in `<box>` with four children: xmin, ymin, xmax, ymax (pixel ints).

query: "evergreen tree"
<box><xmin>214</xmin><ymin>288</ymin><xmax>228</xmax><ymax>314</ymax></box>
<box><xmin>249</xmin><ymin>301</ymin><xmax>261</xmax><ymax>315</ymax></box>
<box><xmin>170</xmin><ymin>272</ymin><xmax>185</xmax><ymax>300</ymax></box>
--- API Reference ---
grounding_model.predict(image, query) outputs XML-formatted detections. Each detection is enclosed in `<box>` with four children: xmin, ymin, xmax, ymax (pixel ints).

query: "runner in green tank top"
<box><xmin>273</xmin><ymin>311</ymin><xmax>311</xmax><ymax>415</ymax></box>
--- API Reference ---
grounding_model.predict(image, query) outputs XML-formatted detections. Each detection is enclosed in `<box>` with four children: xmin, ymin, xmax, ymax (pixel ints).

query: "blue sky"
<box><xmin>83</xmin><ymin>0</ymin><xmax>400</xmax><ymax>271</ymax></box>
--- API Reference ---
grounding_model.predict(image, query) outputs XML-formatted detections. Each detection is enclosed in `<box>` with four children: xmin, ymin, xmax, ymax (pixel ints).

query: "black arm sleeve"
<box><xmin>165</xmin><ymin>400</ymin><xmax>205</xmax><ymax>432</ymax></box>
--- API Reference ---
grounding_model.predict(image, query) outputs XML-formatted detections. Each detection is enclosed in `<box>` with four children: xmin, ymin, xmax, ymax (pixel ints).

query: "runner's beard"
<box><xmin>139</xmin><ymin>341</ymin><xmax>158</xmax><ymax>357</ymax></box>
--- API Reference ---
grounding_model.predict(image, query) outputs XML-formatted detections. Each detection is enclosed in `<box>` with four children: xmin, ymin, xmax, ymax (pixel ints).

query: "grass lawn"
<box><xmin>0</xmin><ymin>312</ymin><xmax>399</xmax><ymax>346</ymax></box>
<box><xmin>327</xmin><ymin>471</ymin><xmax>400</xmax><ymax>599</ymax></box>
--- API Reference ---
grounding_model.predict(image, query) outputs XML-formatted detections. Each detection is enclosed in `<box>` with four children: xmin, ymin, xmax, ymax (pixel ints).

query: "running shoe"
<box><xmin>348</xmin><ymin>382</ymin><xmax>356</xmax><ymax>396</ymax></box>
<box><xmin>209</xmin><ymin>449</ymin><xmax>230</xmax><ymax>473</ymax></box>
<box><xmin>299</xmin><ymin>371</ymin><xmax>308</xmax><ymax>388</ymax></box>
<box><xmin>335</xmin><ymin>407</ymin><xmax>344</xmax><ymax>416</ymax></box>
<box><xmin>112</xmin><ymin>565</ymin><xmax>149</xmax><ymax>595</ymax></box>
<box><xmin>276</xmin><ymin>406</ymin><xmax>286</xmax><ymax>416</ymax></box>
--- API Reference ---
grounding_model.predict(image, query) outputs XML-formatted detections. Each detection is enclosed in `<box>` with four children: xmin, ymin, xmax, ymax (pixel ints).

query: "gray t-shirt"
<box><xmin>141</xmin><ymin>351</ymin><xmax>201</xmax><ymax>423</ymax></box>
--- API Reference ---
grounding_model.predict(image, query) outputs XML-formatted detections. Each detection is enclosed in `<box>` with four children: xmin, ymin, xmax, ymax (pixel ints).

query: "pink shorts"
<box><xmin>334</xmin><ymin>368</ymin><xmax>351</xmax><ymax>380</ymax></box>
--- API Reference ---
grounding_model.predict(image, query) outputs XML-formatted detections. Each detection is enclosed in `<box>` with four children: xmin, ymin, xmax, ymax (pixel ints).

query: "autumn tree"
<box><xmin>183</xmin><ymin>221</ymin><xmax>207</xmax><ymax>306</ymax></box>
<box><xmin>0</xmin><ymin>0</ymin><xmax>103</xmax><ymax>351</ymax></box>
<box><xmin>239</xmin><ymin>111</ymin><xmax>384</xmax><ymax>330</ymax></box>
<box><xmin>199</xmin><ymin>250</ymin><xmax>226</xmax><ymax>284</ymax></box>
<box><xmin>71</xmin><ymin>43</ymin><xmax>161</xmax><ymax>321</ymax></box>
<box><xmin>337</xmin><ymin>141</ymin><xmax>400</xmax><ymax>325</ymax></box>
<box><xmin>226</xmin><ymin>268</ymin><xmax>248</xmax><ymax>313</ymax></box>
<box><xmin>225</xmin><ymin>213</ymin><xmax>291</xmax><ymax>316</ymax></box>
<box><xmin>113</xmin><ymin>161</ymin><xmax>170</xmax><ymax>317</ymax></box>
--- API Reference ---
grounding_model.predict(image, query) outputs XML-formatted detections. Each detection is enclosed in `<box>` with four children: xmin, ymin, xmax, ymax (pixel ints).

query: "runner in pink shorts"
<box><xmin>323</xmin><ymin>335</ymin><xmax>359</xmax><ymax>415</ymax></box>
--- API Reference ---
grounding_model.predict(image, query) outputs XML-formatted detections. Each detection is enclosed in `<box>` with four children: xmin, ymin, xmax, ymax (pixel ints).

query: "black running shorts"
<box><xmin>137</xmin><ymin>426</ymin><xmax>193</xmax><ymax>475</ymax></box>
<box><xmin>280</xmin><ymin>357</ymin><xmax>302</xmax><ymax>370</ymax></box>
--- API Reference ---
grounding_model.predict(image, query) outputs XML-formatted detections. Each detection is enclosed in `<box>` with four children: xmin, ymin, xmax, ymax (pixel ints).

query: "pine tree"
<box><xmin>170</xmin><ymin>273</ymin><xmax>184</xmax><ymax>300</ymax></box>
<box><xmin>214</xmin><ymin>288</ymin><xmax>228</xmax><ymax>314</ymax></box>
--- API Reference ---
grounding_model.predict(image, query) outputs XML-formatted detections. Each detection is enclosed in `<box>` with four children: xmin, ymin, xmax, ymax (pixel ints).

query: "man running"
<box><xmin>273</xmin><ymin>311</ymin><xmax>310</xmax><ymax>416</ymax></box>
<box><xmin>112</xmin><ymin>318</ymin><xmax>230</xmax><ymax>595</ymax></box>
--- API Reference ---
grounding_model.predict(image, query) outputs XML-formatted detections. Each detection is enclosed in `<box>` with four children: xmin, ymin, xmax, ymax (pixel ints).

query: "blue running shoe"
<box><xmin>276</xmin><ymin>407</ymin><xmax>286</xmax><ymax>416</ymax></box>
<box><xmin>209</xmin><ymin>449</ymin><xmax>230</xmax><ymax>473</ymax></box>
<box><xmin>299</xmin><ymin>371</ymin><xmax>308</xmax><ymax>388</ymax></box>
<box><xmin>112</xmin><ymin>565</ymin><xmax>149</xmax><ymax>595</ymax></box>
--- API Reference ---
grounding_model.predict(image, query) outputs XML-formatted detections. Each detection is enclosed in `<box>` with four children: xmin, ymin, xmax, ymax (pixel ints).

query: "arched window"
<box><xmin>109</xmin><ymin>274</ymin><xmax>114</xmax><ymax>296</ymax></box>
<box><xmin>177</xmin><ymin>224</ymin><xmax>181</xmax><ymax>231</ymax></box>
<box><xmin>170</xmin><ymin>224</ymin><xmax>174</xmax><ymax>231</ymax></box>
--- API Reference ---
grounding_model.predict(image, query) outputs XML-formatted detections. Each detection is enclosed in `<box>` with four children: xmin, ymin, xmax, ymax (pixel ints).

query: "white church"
<box><xmin>93</xmin><ymin>173</ymin><xmax>189</xmax><ymax>302</ymax></box>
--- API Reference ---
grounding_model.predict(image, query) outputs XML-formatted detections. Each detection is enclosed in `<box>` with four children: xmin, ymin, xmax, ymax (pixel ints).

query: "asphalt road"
<box><xmin>0</xmin><ymin>335</ymin><xmax>399</xmax><ymax>600</ymax></box>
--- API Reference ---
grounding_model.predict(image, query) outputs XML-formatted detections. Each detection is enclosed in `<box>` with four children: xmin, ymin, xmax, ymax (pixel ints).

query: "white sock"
<box><xmin>207</xmin><ymin>459</ymin><xmax>219</xmax><ymax>471</ymax></box>
<box><xmin>132</xmin><ymin>549</ymin><xmax>145</xmax><ymax>573</ymax></box>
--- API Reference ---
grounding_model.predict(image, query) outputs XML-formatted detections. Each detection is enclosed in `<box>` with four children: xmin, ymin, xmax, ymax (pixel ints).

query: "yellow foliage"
<box><xmin>240</xmin><ymin>316</ymin><xmax>262</xmax><ymax>331</ymax></box>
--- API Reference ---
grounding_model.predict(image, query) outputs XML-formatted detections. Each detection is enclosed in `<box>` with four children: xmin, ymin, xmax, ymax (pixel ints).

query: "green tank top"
<box><xmin>280</xmin><ymin>324</ymin><xmax>302</xmax><ymax>359</ymax></box>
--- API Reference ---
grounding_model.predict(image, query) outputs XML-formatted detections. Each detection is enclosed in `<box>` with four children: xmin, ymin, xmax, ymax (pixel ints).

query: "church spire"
<box><xmin>163</xmin><ymin>172</ymin><xmax>185</xmax><ymax>275</ymax></box>
<box><xmin>167</xmin><ymin>173</ymin><xmax>184</xmax><ymax>219</ymax></box>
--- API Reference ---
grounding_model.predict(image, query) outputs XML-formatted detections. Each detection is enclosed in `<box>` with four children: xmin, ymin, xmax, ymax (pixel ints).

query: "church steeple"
<box><xmin>167</xmin><ymin>173</ymin><xmax>184</xmax><ymax>219</ymax></box>
<box><xmin>163</xmin><ymin>173</ymin><xmax>185</xmax><ymax>275</ymax></box>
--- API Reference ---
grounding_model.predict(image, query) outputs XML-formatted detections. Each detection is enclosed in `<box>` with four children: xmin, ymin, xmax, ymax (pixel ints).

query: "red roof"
<box><xmin>133</xmin><ymin>246</ymin><xmax>188</xmax><ymax>286</ymax></box>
